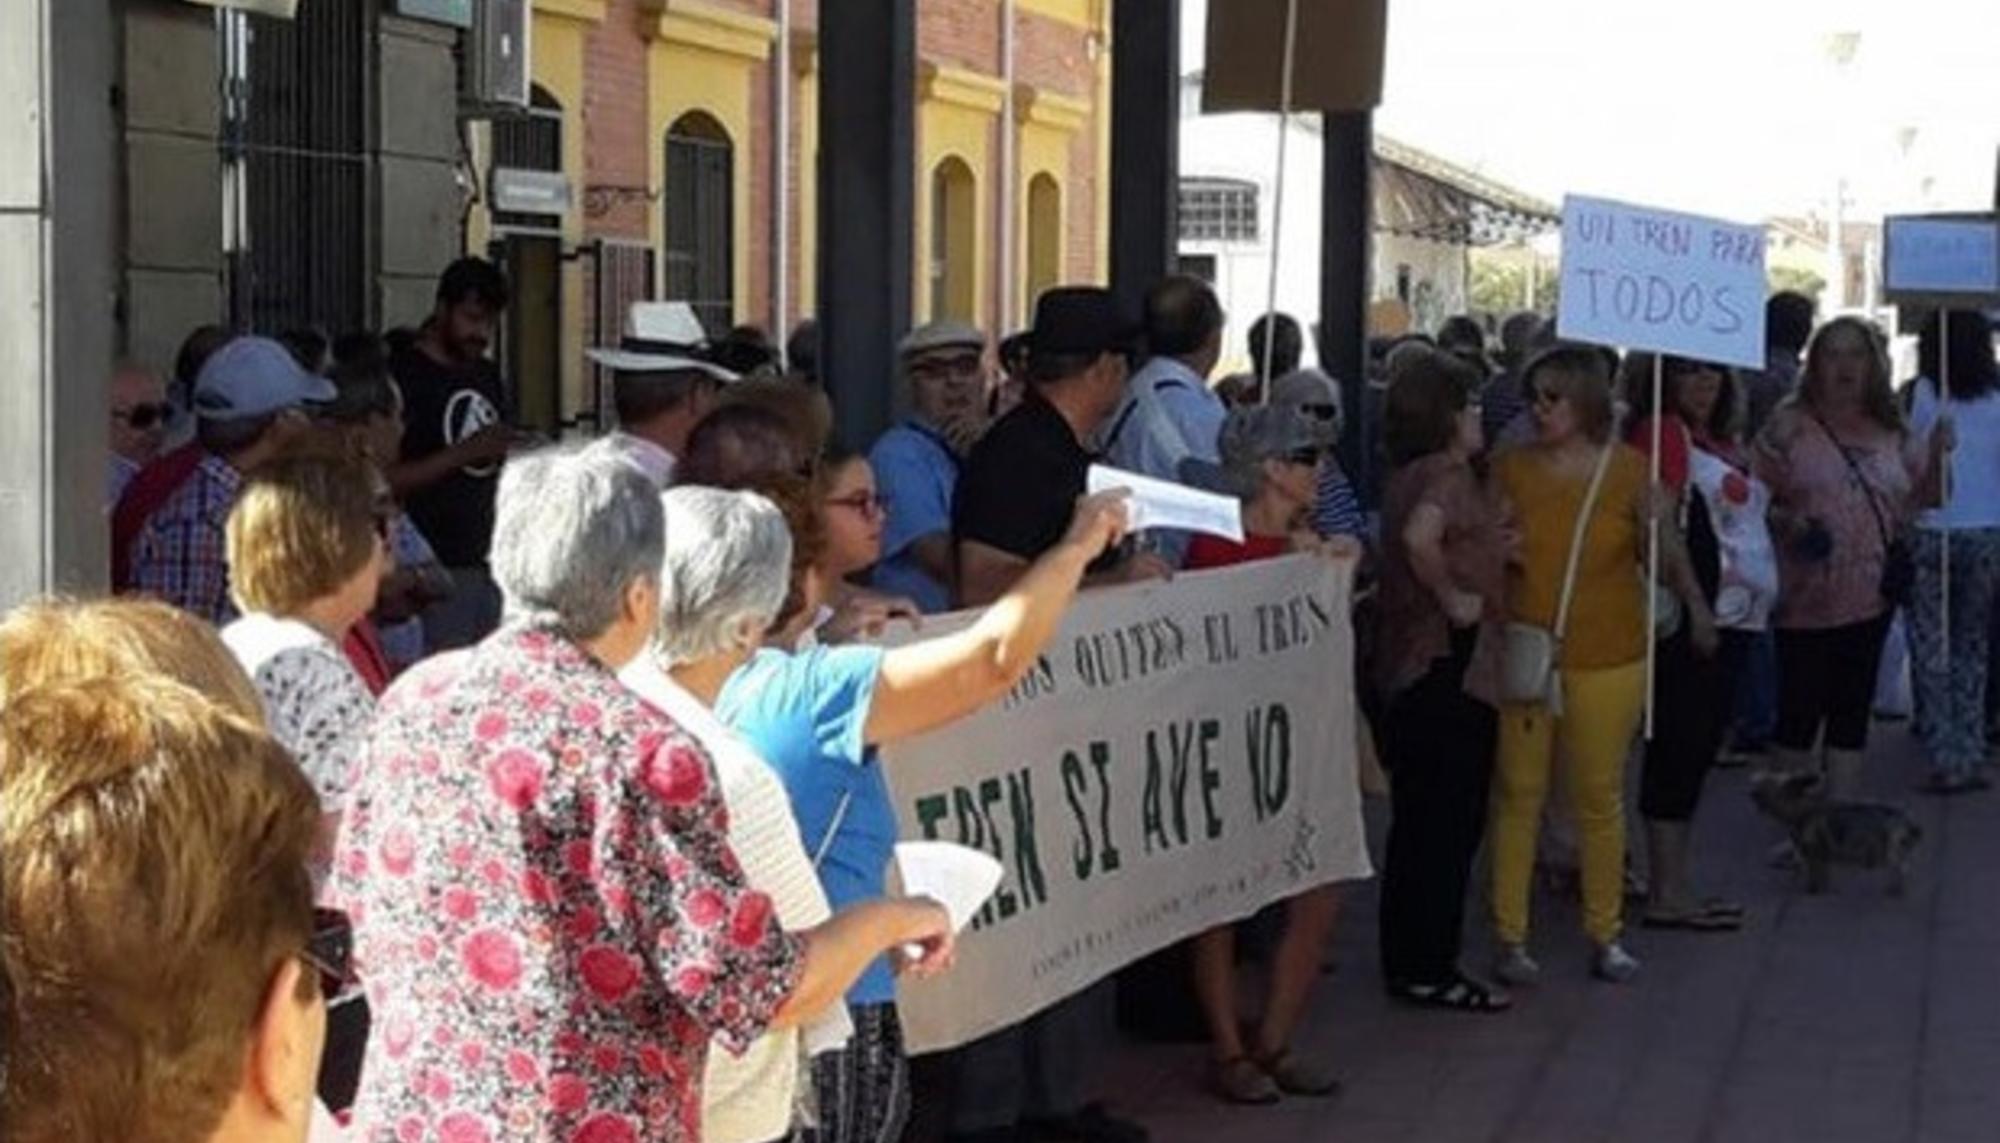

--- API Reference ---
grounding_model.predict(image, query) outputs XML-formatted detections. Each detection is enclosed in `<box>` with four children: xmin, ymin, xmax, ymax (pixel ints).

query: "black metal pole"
<box><xmin>1109</xmin><ymin>0</ymin><xmax>1180</xmax><ymax>319</ymax></box>
<box><xmin>816</xmin><ymin>0</ymin><xmax>915</xmax><ymax>448</ymax></box>
<box><xmin>1320</xmin><ymin>110</ymin><xmax>1374</xmax><ymax>504</ymax></box>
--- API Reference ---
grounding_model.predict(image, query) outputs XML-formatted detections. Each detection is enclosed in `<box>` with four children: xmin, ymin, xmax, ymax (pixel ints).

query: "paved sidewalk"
<box><xmin>1086</xmin><ymin>725</ymin><xmax>2000</xmax><ymax>1143</ymax></box>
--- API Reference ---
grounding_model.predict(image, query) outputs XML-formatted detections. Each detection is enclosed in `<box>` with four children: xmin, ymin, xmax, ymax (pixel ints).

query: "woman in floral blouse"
<box><xmin>332</xmin><ymin>442</ymin><xmax>952</xmax><ymax>1143</ymax></box>
<box><xmin>1754</xmin><ymin>317</ymin><xmax>1947</xmax><ymax>798</ymax></box>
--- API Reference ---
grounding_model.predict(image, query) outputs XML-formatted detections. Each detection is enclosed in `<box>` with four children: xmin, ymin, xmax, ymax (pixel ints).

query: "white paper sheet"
<box><xmin>1086</xmin><ymin>464</ymin><xmax>1244</xmax><ymax>543</ymax></box>
<box><xmin>894</xmin><ymin>841</ymin><xmax>1005</xmax><ymax>946</ymax></box>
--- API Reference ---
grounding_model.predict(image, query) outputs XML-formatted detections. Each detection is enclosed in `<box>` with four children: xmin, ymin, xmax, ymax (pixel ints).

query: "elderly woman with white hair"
<box><xmin>703</xmin><ymin>473</ymin><xmax>1132</xmax><ymax>1143</ymax></box>
<box><xmin>623</xmin><ymin>485</ymin><xmax>949</xmax><ymax>1143</ymax></box>
<box><xmin>331</xmin><ymin>441</ymin><xmax>953</xmax><ymax>1143</ymax></box>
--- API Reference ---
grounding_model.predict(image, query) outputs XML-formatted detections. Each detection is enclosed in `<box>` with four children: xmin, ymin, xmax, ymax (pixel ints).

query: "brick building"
<box><xmin>470</xmin><ymin>0</ymin><xmax>1116</xmax><ymax>431</ymax></box>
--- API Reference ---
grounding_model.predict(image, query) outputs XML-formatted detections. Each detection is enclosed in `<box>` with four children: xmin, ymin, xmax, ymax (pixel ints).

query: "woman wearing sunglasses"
<box><xmin>2</xmin><ymin>663</ymin><xmax>333</xmax><ymax>1143</ymax></box>
<box><xmin>1488</xmin><ymin>346</ymin><xmax>1716</xmax><ymax>987</ymax></box>
<box><xmin>1176</xmin><ymin>380</ymin><xmax>1365</xmax><ymax>1105</ymax></box>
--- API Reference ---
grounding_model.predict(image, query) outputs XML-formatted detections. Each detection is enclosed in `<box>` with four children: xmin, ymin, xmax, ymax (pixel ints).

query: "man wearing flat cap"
<box><xmin>868</xmin><ymin>320</ymin><xmax>992</xmax><ymax>614</ymax></box>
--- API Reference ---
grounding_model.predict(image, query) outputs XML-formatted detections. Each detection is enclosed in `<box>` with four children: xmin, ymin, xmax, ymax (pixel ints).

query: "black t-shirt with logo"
<box><xmin>393</xmin><ymin>341</ymin><xmax>505</xmax><ymax>568</ymax></box>
<box><xmin>952</xmin><ymin>390</ymin><xmax>1120</xmax><ymax>578</ymax></box>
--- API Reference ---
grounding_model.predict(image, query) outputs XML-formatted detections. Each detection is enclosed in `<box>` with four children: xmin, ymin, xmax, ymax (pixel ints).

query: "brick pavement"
<box><xmin>1079</xmin><ymin>725</ymin><xmax>2000</xmax><ymax>1143</ymax></box>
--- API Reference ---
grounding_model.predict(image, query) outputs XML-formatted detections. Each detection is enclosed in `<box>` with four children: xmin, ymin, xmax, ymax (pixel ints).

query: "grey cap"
<box><xmin>1268</xmin><ymin>369</ymin><xmax>1344</xmax><ymax>436</ymax></box>
<box><xmin>898</xmin><ymin>320</ymin><xmax>987</xmax><ymax>358</ymax></box>
<box><xmin>1178</xmin><ymin>397</ymin><xmax>1340</xmax><ymax>499</ymax></box>
<box><xmin>191</xmin><ymin>336</ymin><xmax>338</xmax><ymax>421</ymax></box>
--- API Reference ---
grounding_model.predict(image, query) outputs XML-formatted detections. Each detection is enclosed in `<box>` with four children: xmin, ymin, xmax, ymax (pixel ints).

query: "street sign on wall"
<box><xmin>182</xmin><ymin>0</ymin><xmax>301</xmax><ymax>17</ymax></box>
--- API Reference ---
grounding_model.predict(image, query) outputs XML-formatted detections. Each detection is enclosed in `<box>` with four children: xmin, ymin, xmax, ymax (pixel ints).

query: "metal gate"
<box><xmin>222</xmin><ymin>0</ymin><xmax>373</xmax><ymax>336</ymax></box>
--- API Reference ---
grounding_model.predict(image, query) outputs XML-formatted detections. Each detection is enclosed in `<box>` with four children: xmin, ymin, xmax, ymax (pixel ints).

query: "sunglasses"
<box><xmin>114</xmin><ymin>402</ymin><xmax>174</xmax><ymax>430</ymax></box>
<box><xmin>826</xmin><ymin>492</ymin><xmax>887</xmax><ymax>519</ymax></box>
<box><xmin>1283</xmin><ymin>447</ymin><xmax>1330</xmax><ymax>467</ymax></box>
<box><xmin>1531</xmin><ymin>386</ymin><xmax>1567</xmax><ymax>408</ymax></box>
<box><xmin>301</xmin><ymin>907</ymin><xmax>357</xmax><ymax>999</ymax></box>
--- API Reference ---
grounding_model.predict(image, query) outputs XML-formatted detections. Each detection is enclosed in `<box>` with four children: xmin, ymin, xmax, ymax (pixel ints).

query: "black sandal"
<box><xmin>1389</xmin><ymin>974</ymin><xmax>1512</xmax><ymax>1013</ymax></box>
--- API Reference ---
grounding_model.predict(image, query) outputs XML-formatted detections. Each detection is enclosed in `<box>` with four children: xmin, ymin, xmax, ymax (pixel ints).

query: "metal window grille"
<box><xmin>662</xmin><ymin>121</ymin><xmax>734</xmax><ymax>339</ymax></box>
<box><xmin>224</xmin><ymin>0</ymin><xmax>372</xmax><ymax>336</ymax></box>
<box><xmin>1178</xmin><ymin>178</ymin><xmax>1260</xmax><ymax>244</ymax></box>
<box><xmin>591</xmin><ymin>240</ymin><xmax>658</xmax><ymax>428</ymax></box>
<box><xmin>492</xmin><ymin>87</ymin><xmax>563</xmax><ymax>232</ymax></box>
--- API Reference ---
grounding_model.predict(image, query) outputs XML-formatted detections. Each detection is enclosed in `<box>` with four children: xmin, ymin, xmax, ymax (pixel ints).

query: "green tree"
<box><xmin>1469</xmin><ymin>253</ymin><xmax>1556</xmax><ymax>317</ymax></box>
<box><xmin>1768</xmin><ymin>266</ymin><xmax>1825</xmax><ymax>302</ymax></box>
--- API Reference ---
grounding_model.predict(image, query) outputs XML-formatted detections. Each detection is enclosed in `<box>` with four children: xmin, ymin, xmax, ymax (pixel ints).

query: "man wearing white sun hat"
<box><xmin>589</xmin><ymin>300</ymin><xmax>741</xmax><ymax>489</ymax></box>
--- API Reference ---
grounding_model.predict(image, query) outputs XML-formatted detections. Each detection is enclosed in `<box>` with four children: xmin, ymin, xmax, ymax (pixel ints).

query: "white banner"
<box><xmin>879</xmin><ymin>555</ymin><xmax>1372</xmax><ymax>1053</ymax></box>
<box><xmin>1557</xmin><ymin>194</ymin><xmax>1768</xmax><ymax>370</ymax></box>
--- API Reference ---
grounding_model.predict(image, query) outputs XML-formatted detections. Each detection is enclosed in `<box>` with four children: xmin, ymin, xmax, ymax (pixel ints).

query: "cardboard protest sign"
<box><xmin>1883</xmin><ymin>214</ymin><xmax>2000</xmax><ymax>305</ymax></box>
<box><xmin>1203</xmin><ymin>0</ymin><xmax>1389</xmax><ymax>114</ymax></box>
<box><xmin>1557</xmin><ymin>195</ymin><xmax>1768</xmax><ymax>370</ymax></box>
<box><xmin>880</xmin><ymin>555</ymin><xmax>1371</xmax><ymax>1053</ymax></box>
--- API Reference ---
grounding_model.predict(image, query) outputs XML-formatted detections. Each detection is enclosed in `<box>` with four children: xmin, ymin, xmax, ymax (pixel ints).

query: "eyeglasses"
<box><xmin>909</xmin><ymin>354</ymin><xmax>984</xmax><ymax>381</ymax></box>
<box><xmin>826</xmin><ymin>492</ymin><xmax>887</xmax><ymax>520</ymax></box>
<box><xmin>114</xmin><ymin>402</ymin><xmax>173</xmax><ymax>430</ymax></box>
<box><xmin>301</xmin><ymin>907</ymin><xmax>357</xmax><ymax>999</ymax></box>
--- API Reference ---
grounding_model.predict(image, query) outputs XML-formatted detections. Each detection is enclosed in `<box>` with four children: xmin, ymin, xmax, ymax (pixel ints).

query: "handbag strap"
<box><xmin>1810</xmin><ymin>412</ymin><xmax>1897</xmax><ymax>553</ymax></box>
<box><xmin>1552</xmin><ymin>443</ymin><xmax>1617</xmax><ymax>641</ymax></box>
<box><xmin>812</xmin><ymin>790</ymin><xmax>853</xmax><ymax>871</ymax></box>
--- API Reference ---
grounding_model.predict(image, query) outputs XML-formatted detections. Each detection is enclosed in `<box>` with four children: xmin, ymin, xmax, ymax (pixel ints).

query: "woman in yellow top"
<box><xmin>1489</xmin><ymin>346</ymin><xmax>1717</xmax><ymax>986</ymax></box>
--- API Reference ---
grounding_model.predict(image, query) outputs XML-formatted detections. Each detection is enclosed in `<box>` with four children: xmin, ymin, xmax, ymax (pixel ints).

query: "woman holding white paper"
<box><xmin>710</xmin><ymin>474</ymin><xmax>1132</xmax><ymax>1143</ymax></box>
<box><xmin>1905</xmin><ymin>310</ymin><xmax>1999</xmax><ymax>795</ymax></box>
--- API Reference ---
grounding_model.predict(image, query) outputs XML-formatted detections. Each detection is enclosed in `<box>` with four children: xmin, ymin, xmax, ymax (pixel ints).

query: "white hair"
<box><xmin>652</xmin><ymin>486</ymin><xmax>793</xmax><ymax>666</ymax></box>
<box><xmin>491</xmin><ymin>440</ymin><xmax>664</xmax><ymax>640</ymax></box>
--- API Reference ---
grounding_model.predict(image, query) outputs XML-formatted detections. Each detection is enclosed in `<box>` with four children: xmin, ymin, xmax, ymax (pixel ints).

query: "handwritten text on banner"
<box><xmin>879</xmin><ymin>555</ymin><xmax>1372</xmax><ymax>1053</ymax></box>
<box><xmin>1557</xmin><ymin>195</ymin><xmax>1768</xmax><ymax>370</ymax></box>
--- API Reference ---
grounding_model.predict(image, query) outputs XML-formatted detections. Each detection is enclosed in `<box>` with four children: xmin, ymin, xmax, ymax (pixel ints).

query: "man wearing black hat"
<box><xmin>954</xmin><ymin>288</ymin><xmax>1168</xmax><ymax>610</ymax></box>
<box><xmin>946</xmin><ymin>286</ymin><xmax>1155</xmax><ymax>1143</ymax></box>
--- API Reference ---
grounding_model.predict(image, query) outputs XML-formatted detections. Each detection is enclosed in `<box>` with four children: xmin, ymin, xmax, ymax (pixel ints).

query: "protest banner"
<box><xmin>1882</xmin><ymin>213</ymin><xmax>2000</xmax><ymax>305</ymax></box>
<box><xmin>879</xmin><ymin>554</ymin><xmax>1371</xmax><ymax>1054</ymax></box>
<box><xmin>1557</xmin><ymin>195</ymin><xmax>1769</xmax><ymax>734</ymax></box>
<box><xmin>1880</xmin><ymin>214</ymin><xmax>2000</xmax><ymax>664</ymax></box>
<box><xmin>1556</xmin><ymin>195</ymin><xmax>1768</xmax><ymax>371</ymax></box>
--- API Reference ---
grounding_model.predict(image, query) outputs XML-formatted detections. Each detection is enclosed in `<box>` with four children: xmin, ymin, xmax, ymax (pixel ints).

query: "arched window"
<box><xmin>929</xmin><ymin>156</ymin><xmax>976</xmax><ymax>322</ymax></box>
<box><xmin>1025</xmin><ymin>172</ymin><xmax>1062</xmax><ymax>315</ymax></box>
<box><xmin>664</xmin><ymin>111</ymin><xmax>734</xmax><ymax>338</ymax></box>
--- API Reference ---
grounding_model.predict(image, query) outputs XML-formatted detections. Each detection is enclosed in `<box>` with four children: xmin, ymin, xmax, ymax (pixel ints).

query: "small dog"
<box><xmin>1749</xmin><ymin>770</ymin><xmax>1923</xmax><ymax>896</ymax></box>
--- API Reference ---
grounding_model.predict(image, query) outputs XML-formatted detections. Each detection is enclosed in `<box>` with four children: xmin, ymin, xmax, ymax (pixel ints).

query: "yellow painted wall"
<box><xmin>1018</xmin><ymin>121</ymin><xmax>1071</xmax><ymax>315</ymax></box>
<box><xmin>917</xmin><ymin>100</ymin><xmax>994</xmax><ymax>327</ymax></box>
<box><xmin>649</xmin><ymin>38</ymin><xmax>762</xmax><ymax>327</ymax></box>
<box><xmin>797</xmin><ymin>64</ymin><xmax>819</xmax><ymax>317</ymax></box>
<box><xmin>532</xmin><ymin>13</ymin><xmax>589</xmax><ymax>421</ymax></box>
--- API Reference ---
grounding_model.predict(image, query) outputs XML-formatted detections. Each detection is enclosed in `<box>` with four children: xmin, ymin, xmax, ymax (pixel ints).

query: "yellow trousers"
<box><xmin>1490</xmin><ymin>660</ymin><xmax>1646</xmax><ymax>946</ymax></box>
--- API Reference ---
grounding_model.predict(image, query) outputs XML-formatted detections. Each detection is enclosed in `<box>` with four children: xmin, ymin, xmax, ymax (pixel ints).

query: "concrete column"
<box><xmin>1320</xmin><ymin>110</ymin><xmax>1373</xmax><ymax>504</ymax></box>
<box><xmin>1108</xmin><ymin>0</ymin><xmax>1179</xmax><ymax>317</ymax></box>
<box><xmin>816</xmin><ymin>0</ymin><xmax>915</xmax><ymax>447</ymax></box>
<box><xmin>378</xmin><ymin>15</ymin><xmax>463</xmax><ymax>328</ymax></box>
<box><xmin>122</xmin><ymin>0</ymin><xmax>224</xmax><ymax>377</ymax></box>
<box><xmin>0</xmin><ymin>0</ymin><xmax>118</xmax><ymax>605</ymax></box>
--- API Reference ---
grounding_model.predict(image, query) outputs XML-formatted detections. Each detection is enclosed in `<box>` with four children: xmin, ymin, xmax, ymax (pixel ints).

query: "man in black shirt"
<box><xmin>389</xmin><ymin>257</ymin><xmax>522</xmax><ymax>650</ymax></box>
<box><xmin>945</xmin><ymin>286</ymin><xmax>1157</xmax><ymax>1143</ymax></box>
<box><xmin>955</xmin><ymin>287</ymin><xmax>1167</xmax><ymax>607</ymax></box>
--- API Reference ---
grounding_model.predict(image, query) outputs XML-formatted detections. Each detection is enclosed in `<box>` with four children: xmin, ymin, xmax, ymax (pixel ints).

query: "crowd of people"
<box><xmin>10</xmin><ymin>250</ymin><xmax>1998</xmax><ymax>1143</ymax></box>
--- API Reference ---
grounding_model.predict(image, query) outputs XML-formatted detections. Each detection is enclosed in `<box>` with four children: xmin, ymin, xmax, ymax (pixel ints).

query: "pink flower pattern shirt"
<box><xmin>331</xmin><ymin>624</ymin><xmax>804</xmax><ymax>1143</ymax></box>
